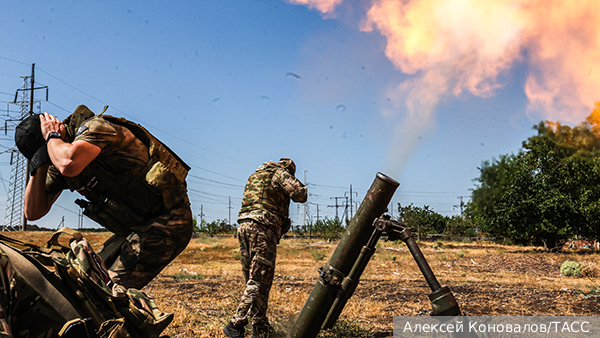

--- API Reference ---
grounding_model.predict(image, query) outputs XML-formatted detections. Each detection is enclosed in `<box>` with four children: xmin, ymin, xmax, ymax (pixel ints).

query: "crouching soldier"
<box><xmin>17</xmin><ymin>105</ymin><xmax>193</xmax><ymax>289</ymax></box>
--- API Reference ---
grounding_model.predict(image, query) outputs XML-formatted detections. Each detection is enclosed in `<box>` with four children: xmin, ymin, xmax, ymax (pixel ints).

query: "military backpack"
<box><xmin>0</xmin><ymin>228</ymin><xmax>173</xmax><ymax>338</ymax></box>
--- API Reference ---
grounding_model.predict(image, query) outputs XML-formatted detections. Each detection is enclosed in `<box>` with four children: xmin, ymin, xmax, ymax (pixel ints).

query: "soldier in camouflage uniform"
<box><xmin>224</xmin><ymin>158</ymin><xmax>307</xmax><ymax>338</ymax></box>
<box><xmin>19</xmin><ymin>105</ymin><xmax>193</xmax><ymax>290</ymax></box>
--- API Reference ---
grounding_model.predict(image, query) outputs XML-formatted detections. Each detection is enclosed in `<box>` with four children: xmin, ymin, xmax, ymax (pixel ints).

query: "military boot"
<box><xmin>223</xmin><ymin>323</ymin><xmax>245</xmax><ymax>338</ymax></box>
<box><xmin>251</xmin><ymin>323</ymin><xmax>273</xmax><ymax>338</ymax></box>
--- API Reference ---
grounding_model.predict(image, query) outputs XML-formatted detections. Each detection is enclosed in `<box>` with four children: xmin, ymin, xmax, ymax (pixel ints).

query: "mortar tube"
<box><xmin>289</xmin><ymin>172</ymin><xmax>399</xmax><ymax>338</ymax></box>
<box><xmin>321</xmin><ymin>228</ymin><xmax>382</xmax><ymax>330</ymax></box>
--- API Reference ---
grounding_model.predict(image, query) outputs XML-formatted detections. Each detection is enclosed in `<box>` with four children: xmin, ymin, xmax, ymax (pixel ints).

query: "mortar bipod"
<box><xmin>323</xmin><ymin>216</ymin><xmax>487</xmax><ymax>336</ymax></box>
<box><xmin>376</xmin><ymin>216</ymin><xmax>488</xmax><ymax>338</ymax></box>
<box><xmin>321</xmin><ymin>215</ymin><xmax>462</xmax><ymax>331</ymax></box>
<box><xmin>375</xmin><ymin>216</ymin><xmax>461</xmax><ymax>317</ymax></box>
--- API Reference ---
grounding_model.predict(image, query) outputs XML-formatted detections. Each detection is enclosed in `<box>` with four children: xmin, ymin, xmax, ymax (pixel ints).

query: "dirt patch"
<box><xmin>467</xmin><ymin>253</ymin><xmax>561</xmax><ymax>276</ymax></box>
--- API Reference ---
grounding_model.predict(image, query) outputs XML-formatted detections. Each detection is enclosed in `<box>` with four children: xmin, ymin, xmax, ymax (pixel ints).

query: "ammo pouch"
<box><xmin>102</xmin><ymin>114</ymin><xmax>190</xmax><ymax>210</ymax></box>
<box><xmin>145</xmin><ymin>161</ymin><xmax>188</xmax><ymax>209</ymax></box>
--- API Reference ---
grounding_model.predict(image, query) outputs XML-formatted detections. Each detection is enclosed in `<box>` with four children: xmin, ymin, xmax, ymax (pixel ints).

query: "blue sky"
<box><xmin>0</xmin><ymin>0</ymin><xmax>596</xmax><ymax>229</ymax></box>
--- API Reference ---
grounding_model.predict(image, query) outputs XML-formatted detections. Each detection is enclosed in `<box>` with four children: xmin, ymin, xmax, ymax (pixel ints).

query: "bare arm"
<box><xmin>46</xmin><ymin>139</ymin><xmax>101</xmax><ymax>177</ymax></box>
<box><xmin>24</xmin><ymin>164</ymin><xmax>61</xmax><ymax>220</ymax></box>
<box><xmin>41</xmin><ymin>112</ymin><xmax>101</xmax><ymax>177</ymax></box>
<box><xmin>24</xmin><ymin>112</ymin><xmax>100</xmax><ymax>220</ymax></box>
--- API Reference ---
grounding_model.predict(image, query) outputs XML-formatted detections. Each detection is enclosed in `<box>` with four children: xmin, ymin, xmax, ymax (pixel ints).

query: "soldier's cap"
<box><xmin>15</xmin><ymin>114</ymin><xmax>50</xmax><ymax>176</ymax></box>
<box><xmin>278</xmin><ymin>158</ymin><xmax>296</xmax><ymax>175</ymax></box>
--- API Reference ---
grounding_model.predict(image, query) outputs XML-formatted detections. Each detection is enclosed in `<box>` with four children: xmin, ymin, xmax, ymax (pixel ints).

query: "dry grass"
<box><xmin>3</xmin><ymin>232</ymin><xmax>600</xmax><ymax>337</ymax></box>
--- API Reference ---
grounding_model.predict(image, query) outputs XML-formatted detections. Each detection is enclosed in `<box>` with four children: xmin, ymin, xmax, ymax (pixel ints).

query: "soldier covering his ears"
<box><xmin>224</xmin><ymin>158</ymin><xmax>307</xmax><ymax>338</ymax></box>
<box><xmin>16</xmin><ymin>105</ymin><xmax>193</xmax><ymax>290</ymax></box>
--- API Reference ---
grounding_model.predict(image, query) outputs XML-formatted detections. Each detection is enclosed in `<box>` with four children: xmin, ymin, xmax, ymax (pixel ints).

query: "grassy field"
<box><xmin>4</xmin><ymin>231</ymin><xmax>600</xmax><ymax>337</ymax></box>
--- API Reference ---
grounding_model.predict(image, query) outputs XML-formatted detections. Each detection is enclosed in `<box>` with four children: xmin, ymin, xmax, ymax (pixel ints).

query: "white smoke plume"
<box><xmin>288</xmin><ymin>0</ymin><xmax>600</xmax><ymax>175</ymax></box>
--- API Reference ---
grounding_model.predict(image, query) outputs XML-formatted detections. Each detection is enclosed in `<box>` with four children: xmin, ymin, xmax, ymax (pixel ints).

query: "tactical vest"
<box><xmin>60</xmin><ymin>107</ymin><xmax>190</xmax><ymax>236</ymax></box>
<box><xmin>239</xmin><ymin>166</ymin><xmax>290</xmax><ymax>219</ymax></box>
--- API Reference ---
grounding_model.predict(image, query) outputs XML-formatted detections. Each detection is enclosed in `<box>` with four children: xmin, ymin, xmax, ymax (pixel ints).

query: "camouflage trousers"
<box><xmin>99</xmin><ymin>197</ymin><xmax>193</xmax><ymax>289</ymax></box>
<box><xmin>231</xmin><ymin>220</ymin><xmax>278</xmax><ymax>328</ymax></box>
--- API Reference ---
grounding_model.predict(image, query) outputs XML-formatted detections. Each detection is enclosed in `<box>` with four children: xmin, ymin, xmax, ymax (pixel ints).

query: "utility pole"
<box><xmin>299</xmin><ymin>170</ymin><xmax>309</xmax><ymax>228</ymax></box>
<box><xmin>57</xmin><ymin>216</ymin><xmax>65</xmax><ymax>230</ymax></box>
<box><xmin>454</xmin><ymin>196</ymin><xmax>467</xmax><ymax>216</ymax></box>
<box><xmin>228</xmin><ymin>196</ymin><xmax>232</xmax><ymax>226</ymax></box>
<box><xmin>328</xmin><ymin>197</ymin><xmax>345</xmax><ymax>219</ymax></box>
<box><xmin>314</xmin><ymin>204</ymin><xmax>319</xmax><ymax>238</ymax></box>
<box><xmin>78</xmin><ymin>209</ymin><xmax>84</xmax><ymax>230</ymax></box>
<box><xmin>345</xmin><ymin>185</ymin><xmax>358</xmax><ymax>220</ymax></box>
<box><xmin>3</xmin><ymin>63</ymin><xmax>48</xmax><ymax>231</ymax></box>
<box><xmin>303</xmin><ymin>171</ymin><xmax>309</xmax><ymax>227</ymax></box>
<box><xmin>340</xmin><ymin>197</ymin><xmax>349</xmax><ymax>221</ymax></box>
<box><xmin>200</xmin><ymin>204</ymin><xmax>204</xmax><ymax>225</ymax></box>
<box><xmin>198</xmin><ymin>204</ymin><xmax>205</xmax><ymax>232</ymax></box>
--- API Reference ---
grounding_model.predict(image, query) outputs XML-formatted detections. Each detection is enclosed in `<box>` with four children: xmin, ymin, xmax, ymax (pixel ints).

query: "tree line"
<box><xmin>396</xmin><ymin>103</ymin><xmax>600</xmax><ymax>249</ymax></box>
<box><xmin>194</xmin><ymin>103</ymin><xmax>600</xmax><ymax>249</ymax></box>
<box><xmin>466</xmin><ymin>103</ymin><xmax>600</xmax><ymax>249</ymax></box>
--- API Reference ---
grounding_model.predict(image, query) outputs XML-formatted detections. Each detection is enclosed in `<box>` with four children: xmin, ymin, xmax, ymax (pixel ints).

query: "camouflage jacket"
<box><xmin>238</xmin><ymin>161</ymin><xmax>307</xmax><ymax>238</ymax></box>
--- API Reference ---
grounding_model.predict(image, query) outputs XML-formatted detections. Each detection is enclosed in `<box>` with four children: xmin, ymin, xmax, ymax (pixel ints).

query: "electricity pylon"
<box><xmin>2</xmin><ymin>63</ymin><xmax>47</xmax><ymax>231</ymax></box>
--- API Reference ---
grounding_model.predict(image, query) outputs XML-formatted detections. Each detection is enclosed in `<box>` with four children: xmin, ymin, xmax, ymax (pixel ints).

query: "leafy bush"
<box><xmin>397</xmin><ymin>203</ymin><xmax>448</xmax><ymax>237</ymax></box>
<box><xmin>296</xmin><ymin>217</ymin><xmax>346</xmax><ymax>242</ymax></box>
<box><xmin>195</xmin><ymin>218</ymin><xmax>236</xmax><ymax>236</ymax></box>
<box><xmin>171</xmin><ymin>272</ymin><xmax>204</xmax><ymax>280</ymax></box>
<box><xmin>466</xmin><ymin>107</ymin><xmax>600</xmax><ymax>245</ymax></box>
<box><xmin>445</xmin><ymin>215</ymin><xmax>478</xmax><ymax>237</ymax></box>
<box><xmin>560</xmin><ymin>261</ymin><xmax>582</xmax><ymax>277</ymax></box>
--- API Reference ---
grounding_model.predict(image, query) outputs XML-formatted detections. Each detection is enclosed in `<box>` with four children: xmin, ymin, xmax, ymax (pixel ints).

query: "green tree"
<box><xmin>311</xmin><ymin>217</ymin><xmax>345</xmax><ymax>242</ymax></box>
<box><xmin>397</xmin><ymin>203</ymin><xmax>448</xmax><ymax>238</ymax></box>
<box><xmin>196</xmin><ymin>219</ymin><xmax>236</xmax><ymax>236</ymax></box>
<box><xmin>467</xmin><ymin>104</ymin><xmax>600</xmax><ymax>247</ymax></box>
<box><xmin>445</xmin><ymin>215</ymin><xmax>478</xmax><ymax>237</ymax></box>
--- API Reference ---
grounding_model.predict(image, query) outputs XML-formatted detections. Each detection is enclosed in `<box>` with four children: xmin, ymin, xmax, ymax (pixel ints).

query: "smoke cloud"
<box><xmin>287</xmin><ymin>0</ymin><xmax>344</xmax><ymax>16</ymax></box>
<box><xmin>289</xmin><ymin>0</ymin><xmax>600</xmax><ymax>175</ymax></box>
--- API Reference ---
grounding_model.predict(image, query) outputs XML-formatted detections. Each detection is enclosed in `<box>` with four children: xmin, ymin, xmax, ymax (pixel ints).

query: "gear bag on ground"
<box><xmin>0</xmin><ymin>227</ymin><xmax>173</xmax><ymax>338</ymax></box>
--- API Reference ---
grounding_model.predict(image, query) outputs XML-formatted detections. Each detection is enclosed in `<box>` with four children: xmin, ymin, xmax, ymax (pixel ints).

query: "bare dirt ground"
<box><xmin>4</xmin><ymin>231</ymin><xmax>600</xmax><ymax>337</ymax></box>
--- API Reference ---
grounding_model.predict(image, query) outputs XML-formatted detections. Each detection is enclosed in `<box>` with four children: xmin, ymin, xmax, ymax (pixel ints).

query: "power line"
<box><xmin>35</xmin><ymin>66</ymin><xmax>255</xmax><ymax>167</ymax></box>
<box><xmin>0</xmin><ymin>56</ymin><xmax>29</xmax><ymax>66</ymax></box>
<box><xmin>187</xmin><ymin>174</ymin><xmax>245</xmax><ymax>188</ymax></box>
